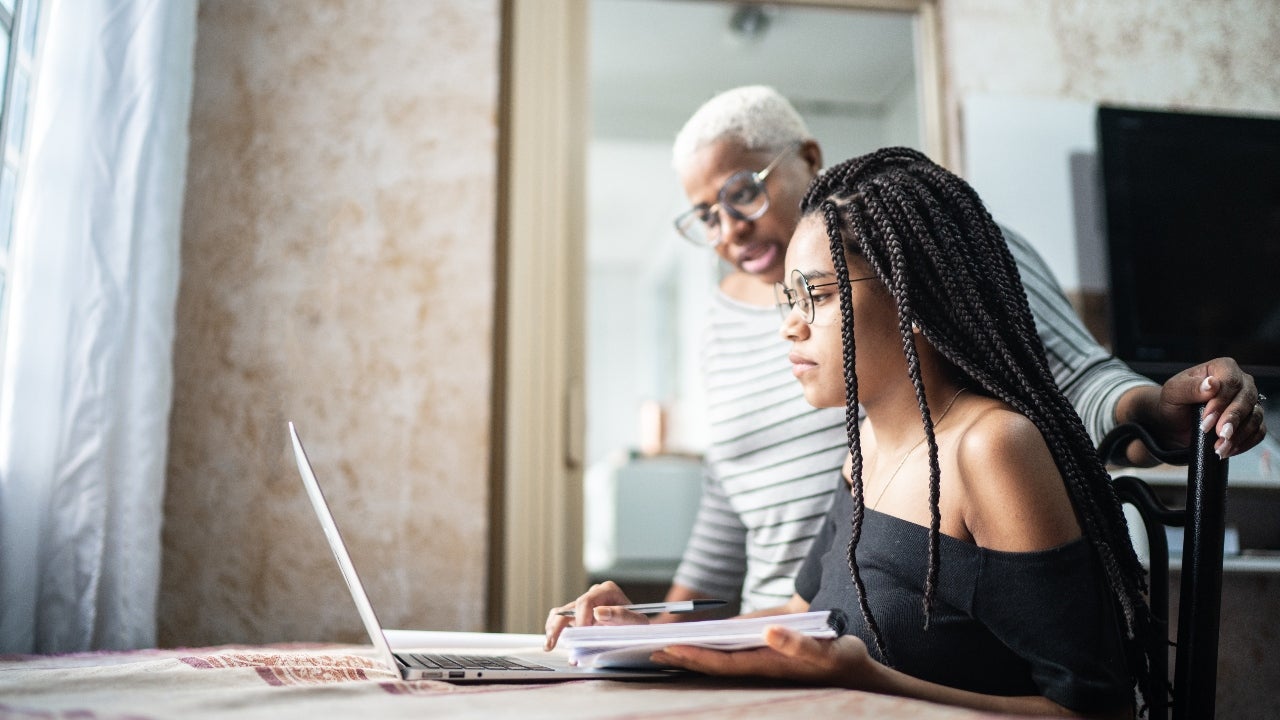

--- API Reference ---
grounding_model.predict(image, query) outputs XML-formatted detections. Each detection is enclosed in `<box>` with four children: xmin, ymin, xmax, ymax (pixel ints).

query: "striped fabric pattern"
<box><xmin>673</xmin><ymin>291</ymin><xmax>848</xmax><ymax>611</ymax></box>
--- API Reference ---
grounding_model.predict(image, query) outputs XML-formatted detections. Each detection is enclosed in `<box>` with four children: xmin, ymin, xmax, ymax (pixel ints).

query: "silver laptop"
<box><xmin>288</xmin><ymin>421</ymin><xmax>675</xmax><ymax>682</ymax></box>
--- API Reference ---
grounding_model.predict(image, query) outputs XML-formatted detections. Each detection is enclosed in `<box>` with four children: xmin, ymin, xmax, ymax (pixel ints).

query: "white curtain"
<box><xmin>0</xmin><ymin>0</ymin><xmax>196</xmax><ymax>653</ymax></box>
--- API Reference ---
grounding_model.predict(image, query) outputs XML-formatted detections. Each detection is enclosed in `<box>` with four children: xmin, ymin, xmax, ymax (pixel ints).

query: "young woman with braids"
<box><xmin>549</xmin><ymin>148</ymin><xmax>1152</xmax><ymax>718</ymax></box>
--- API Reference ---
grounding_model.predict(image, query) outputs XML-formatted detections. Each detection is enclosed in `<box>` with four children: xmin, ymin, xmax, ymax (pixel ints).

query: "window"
<box><xmin>0</xmin><ymin>0</ymin><xmax>40</xmax><ymax>353</ymax></box>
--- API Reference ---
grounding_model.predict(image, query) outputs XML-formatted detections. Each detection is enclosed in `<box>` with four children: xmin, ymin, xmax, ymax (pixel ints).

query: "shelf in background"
<box><xmin>1166</xmin><ymin>554</ymin><xmax>1280</xmax><ymax>574</ymax></box>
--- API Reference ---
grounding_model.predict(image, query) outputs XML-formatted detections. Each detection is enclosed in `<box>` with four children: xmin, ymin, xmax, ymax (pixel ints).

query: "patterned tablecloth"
<box><xmin>0</xmin><ymin>643</ymin><xmax>1024</xmax><ymax>719</ymax></box>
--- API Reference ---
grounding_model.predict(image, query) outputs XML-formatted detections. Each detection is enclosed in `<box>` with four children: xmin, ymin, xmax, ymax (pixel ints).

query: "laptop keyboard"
<box><xmin>398</xmin><ymin>652</ymin><xmax>555</xmax><ymax>672</ymax></box>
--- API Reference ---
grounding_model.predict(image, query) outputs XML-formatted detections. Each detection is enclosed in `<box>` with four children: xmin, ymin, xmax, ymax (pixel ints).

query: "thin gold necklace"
<box><xmin>870</xmin><ymin>388</ymin><xmax>966</xmax><ymax>509</ymax></box>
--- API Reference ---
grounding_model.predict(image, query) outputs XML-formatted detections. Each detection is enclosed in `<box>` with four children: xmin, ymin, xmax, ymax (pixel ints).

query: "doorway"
<box><xmin>582</xmin><ymin>0</ymin><xmax>937</xmax><ymax>600</ymax></box>
<box><xmin>496</xmin><ymin>0</ymin><xmax>943</xmax><ymax>633</ymax></box>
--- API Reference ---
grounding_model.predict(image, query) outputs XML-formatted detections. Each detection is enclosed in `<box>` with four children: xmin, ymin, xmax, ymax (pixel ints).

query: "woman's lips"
<box><xmin>738</xmin><ymin>242</ymin><xmax>779</xmax><ymax>275</ymax></box>
<box><xmin>789</xmin><ymin>353</ymin><xmax>817</xmax><ymax>377</ymax></box>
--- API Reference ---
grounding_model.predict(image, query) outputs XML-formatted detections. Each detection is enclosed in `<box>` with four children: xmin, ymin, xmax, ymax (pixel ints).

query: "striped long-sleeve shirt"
<box><xmin>672</xmin><ymin>226</ymin><xmax>1156</xmax><ymax>612</ymax></box>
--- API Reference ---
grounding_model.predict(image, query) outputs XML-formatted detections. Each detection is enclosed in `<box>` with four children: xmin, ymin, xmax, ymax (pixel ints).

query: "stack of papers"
<box><xmin>559</xmin><ymin>611</ymin><xmax>837</xmax><ymax>669</ymax></box>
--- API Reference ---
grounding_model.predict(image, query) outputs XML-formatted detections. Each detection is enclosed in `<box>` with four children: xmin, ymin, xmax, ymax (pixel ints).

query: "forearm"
<box><xmin>856</xmin><ymin>662</ymin><xmax>1126</xmax><ymax>719</ymax></box>
<box><xmin>656</xmin><ymin>582</ymin><xmax>738</xmax><ymax>622</ymax></box>
<box><xmin>1058</xmin><ymin>358</ymin><xmax>1157</xmax><ymax>447</ymax></box>
<box><xmin>735</xmin><ymin>594</ymin><xmax>808</xmax><ymax>619</ymax></box>
<box><xmin>663</xmin><ymin>582</ymin><xmax>707</xmax><ymax>603</ymax></box>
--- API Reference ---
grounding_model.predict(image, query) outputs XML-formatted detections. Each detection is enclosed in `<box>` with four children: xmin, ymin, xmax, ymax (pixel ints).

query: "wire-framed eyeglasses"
<box><xmin>774</xmin><ymin>268</ymin><xmax>877</xmax><ymax>324</ymax></box>
<box><xmin>673</xmin><ymin>143</ymin><xmax>798</xmax><ymax>248</ymax></box>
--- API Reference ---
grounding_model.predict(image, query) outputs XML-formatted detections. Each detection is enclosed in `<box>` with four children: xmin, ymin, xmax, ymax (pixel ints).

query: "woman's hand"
<box><xmin>652</xmin><ymin>627</ymin><xmax>1120</xmax><ymax>718</ymax></box>
<box><xmin>1122</xmin><ymin>359</ymin><xmax>1267</xmax><ymax>460</ymax></box>
<box><xmin>544</xmin><ymin>580</ymin><xmax>649</xmax><ymax>651</ymax></box>
<box><xmin>649</xmin><ymin>626</ymin><xmax>881</xmax><ymax>690</ymax></box>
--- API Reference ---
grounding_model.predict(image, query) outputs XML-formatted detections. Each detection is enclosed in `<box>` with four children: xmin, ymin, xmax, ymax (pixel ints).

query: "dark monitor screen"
<box><xmin>1098</xmin><ymin>105</ymin><xmax>1280</xmax><ymax>386</ymax></box>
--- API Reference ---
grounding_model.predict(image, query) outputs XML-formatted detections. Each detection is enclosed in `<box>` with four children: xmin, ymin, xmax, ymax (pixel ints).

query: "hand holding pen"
<box><xmin>544</xmin><ymin>580</ymin><xmax>726</xmax><ymax>651</ymax></box>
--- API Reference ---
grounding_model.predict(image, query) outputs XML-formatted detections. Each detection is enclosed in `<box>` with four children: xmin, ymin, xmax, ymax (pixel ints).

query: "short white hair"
<box><xmin>672</xmin><ymin>85</ymin><xmax>813</xmax><ymax>174</ymax></box>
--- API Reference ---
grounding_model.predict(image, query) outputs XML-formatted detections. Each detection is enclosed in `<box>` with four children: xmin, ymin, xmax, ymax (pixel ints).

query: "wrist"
<box><xmin>1114</xmin><ymin>385</ymin><xmax>1160</xmax><ymax>428</ymax></box>
<box><xmin>1110</xmin><ymin>385</ymin><xmax>1166</xmax><ymax>466</ymax></box>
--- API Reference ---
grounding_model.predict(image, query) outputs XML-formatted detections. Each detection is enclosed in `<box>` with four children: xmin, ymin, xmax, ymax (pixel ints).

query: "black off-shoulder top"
<box><xmin>796</xmin><ymin>474</ymin><xmax>1133</xmax><ymax>714</ymax></box>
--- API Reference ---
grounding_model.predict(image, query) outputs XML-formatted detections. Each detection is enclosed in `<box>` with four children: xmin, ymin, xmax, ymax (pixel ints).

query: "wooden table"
<box><xmin>0</xmin><ymin>636</ymin><xmax>1024</xmax><ymax>719</ymax></box>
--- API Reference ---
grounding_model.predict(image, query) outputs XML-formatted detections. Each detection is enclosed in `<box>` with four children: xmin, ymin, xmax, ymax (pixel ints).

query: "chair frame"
<box><xmin>1098</xmin><ymin>407</ymin><xmax>1229</xmax><ymax>720</ymax></box>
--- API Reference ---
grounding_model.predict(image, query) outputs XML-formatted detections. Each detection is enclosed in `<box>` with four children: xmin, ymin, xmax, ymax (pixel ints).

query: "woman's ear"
<box><xmin>799</xmin><ymin>139</ymin><xmax>823</xmax><ymax>177</ymax></box>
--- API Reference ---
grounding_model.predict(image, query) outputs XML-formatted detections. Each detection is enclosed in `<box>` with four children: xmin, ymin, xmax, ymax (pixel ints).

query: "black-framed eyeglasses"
<box><xmin>673</xmin><ymin>143</ymin><xmax>798</xmax><ymax>248</ymax></box>
<box><xmin>774</xmin><ymin>268</ymin><xmax>877</xmax><ymax>324</ymax></box>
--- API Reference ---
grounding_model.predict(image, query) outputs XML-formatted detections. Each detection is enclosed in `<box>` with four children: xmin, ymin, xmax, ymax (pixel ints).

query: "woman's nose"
<box><xmin>719</xmin><ymin>211</ymin><xmax>753</xmax><ymax>245</ymax></box>
<box><xmin>779</xmin><ymin>308</ymin><xmax>806</xmax><ymax>341</ymax></box>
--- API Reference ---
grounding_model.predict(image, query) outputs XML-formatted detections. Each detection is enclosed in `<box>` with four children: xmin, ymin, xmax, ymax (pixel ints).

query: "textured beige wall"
<box><xmin>943</xmin><ymin>0</ymin><xmax>1280</xmax><ymax>108</ymax></box>
<box><xmin>939</xmin><ymin>2</ymin><xmax>1280</xmax><ymax>716</ymax></box>
<box><xmin>160</xmin><ymin>0</ymin><xmax>500</xmax><ymax>646</ymax></box>
<box><xmin>940</xmin><ymin>0</ymin><xmax>1280</xmax><ymax>162</ymax></box>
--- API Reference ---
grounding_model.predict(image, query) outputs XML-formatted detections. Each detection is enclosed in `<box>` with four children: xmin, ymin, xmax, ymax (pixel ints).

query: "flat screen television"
<box><xmin>1098</xmin><ymin>105</ymin><xmax>1280</xmax><ymax>388</ymax></box>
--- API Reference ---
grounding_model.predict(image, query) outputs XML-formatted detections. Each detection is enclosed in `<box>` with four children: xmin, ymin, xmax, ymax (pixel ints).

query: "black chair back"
<box><xmin>1097</xmin><ymin>406</ymin><xmax>1228</xmax><ymax>720</ymax></box>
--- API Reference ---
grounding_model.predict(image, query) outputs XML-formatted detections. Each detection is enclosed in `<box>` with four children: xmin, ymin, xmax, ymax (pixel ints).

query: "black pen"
<box><xmin>555</xmin><ymin>599</ymin><xmax>726</xmax><ymax>617</ymax></box>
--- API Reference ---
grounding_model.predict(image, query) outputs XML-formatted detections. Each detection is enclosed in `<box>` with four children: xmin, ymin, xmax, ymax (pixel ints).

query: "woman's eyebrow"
<box><xmin>801</xmin><ymin>269</ymin><xmax>837</xmax><ymax>282</ymax></box>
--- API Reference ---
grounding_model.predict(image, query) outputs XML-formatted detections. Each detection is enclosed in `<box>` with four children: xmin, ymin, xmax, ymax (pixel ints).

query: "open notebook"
<box><xmin>288</xmin><ymin>421</ymin><xmax>673</xmax><ymax>682</ymax></box>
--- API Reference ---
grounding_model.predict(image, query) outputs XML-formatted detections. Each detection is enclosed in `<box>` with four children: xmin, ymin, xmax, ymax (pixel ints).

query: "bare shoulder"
<box><xmin>955</xmin><ymin>405</ymin><xmax>1048</xmax><ymax>467</ymax></box>
<box><xmin>953</xmin><ymin>403</ymin><xmax>1082</xmax><ymax>552</ymax></box>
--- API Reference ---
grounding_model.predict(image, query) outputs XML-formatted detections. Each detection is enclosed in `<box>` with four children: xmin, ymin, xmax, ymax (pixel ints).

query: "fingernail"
<box><xmin>595</xmin><ymin>607</ymin><xmax>613</xmax><ymax>620</ymax></box>
<box><xmin>1220</xmin><ymin>422</ymin><xmax>1234</xmax><ymax>440</ymax></box>
<box><xmin>1200</xmin><ymin>376</ymin><xmax>1215</xmax><ymax>393</ymax></box>
<box><xmin>1200</xmin><ymin>412</ymin><xmax>1218</xmax><ymax>433</ymax></box>
<box><xmin>1216</xmin><ymin>441</ymin><xmax>1230</xmax><ymax>459</ymax></box>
